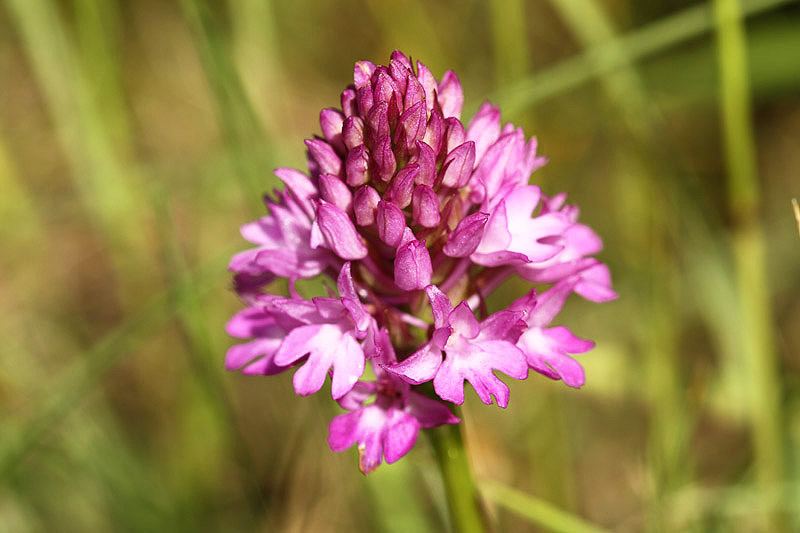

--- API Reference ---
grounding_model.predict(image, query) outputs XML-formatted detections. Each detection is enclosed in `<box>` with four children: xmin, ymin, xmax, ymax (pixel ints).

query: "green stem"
<box><xmin>714</xmin><ymin>0</ymin><xmax>786</xmax><ymax>530</ymax></box>
<box><xmin>428</xmin><ymin>414</ymin><xmax>490</xmax><ymax>533</ymax></box>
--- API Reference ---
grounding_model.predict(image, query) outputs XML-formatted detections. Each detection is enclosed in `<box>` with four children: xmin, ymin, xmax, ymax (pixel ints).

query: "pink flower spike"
<box><xmin>226</xmin><ymin>52</ymin><xmax>615</xmax><ymax>473</ymax></box>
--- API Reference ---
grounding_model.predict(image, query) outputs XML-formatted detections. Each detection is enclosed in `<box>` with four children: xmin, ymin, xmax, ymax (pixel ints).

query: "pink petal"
<box><xmin>383</xmin><ymin>342</ymin><xmax>443</xmax><ymax>385</ymax></box>
<box><xmin>313</xmin><ymin>201</ymin><xmax>368</xmax><ymax>260</ymax></box>
<box><xmin>448</xmin><ymin>302</ymin><xmax>480</xmax><ymax>339</ymax></box>
<box><xmin>383</xmin><ymin>409</ymin><xmax>421</xmax><ymax>464</ymax></box>
<box><xmin>406</xmin><ymin>391</ymin><xmax>461</xmax><ymax>428</ymax></box>
<box><xmin>424</xmin><ymin>285</ymin><xmax>454</xmax><ymax>329</ymax></box>
<box><xmin>337</xmin><ymin>381</ymin><xmax>378</xmax><ymax>410</ymax></box>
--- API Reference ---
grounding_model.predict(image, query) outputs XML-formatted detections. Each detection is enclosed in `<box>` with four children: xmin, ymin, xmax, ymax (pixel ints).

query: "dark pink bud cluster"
<box><xmin>226</xmin><ymin>51</ymin><xmax>616</xmax><ymax>474</ymax></box>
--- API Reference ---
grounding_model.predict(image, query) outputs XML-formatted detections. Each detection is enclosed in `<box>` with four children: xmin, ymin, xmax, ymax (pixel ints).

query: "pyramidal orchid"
<box><xmin>226</xmin><ymin>51</ymin><xmax>616</xmax><ymax>474</ymax></box>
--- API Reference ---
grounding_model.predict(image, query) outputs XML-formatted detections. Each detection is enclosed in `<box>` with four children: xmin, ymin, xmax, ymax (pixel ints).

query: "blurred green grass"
<box><xmin>1</xmin><ymin>0</ymin><xmax>799</xmax><ymax>531</ymax></box>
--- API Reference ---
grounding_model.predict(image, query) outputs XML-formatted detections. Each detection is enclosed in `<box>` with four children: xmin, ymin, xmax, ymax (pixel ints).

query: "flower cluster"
<box><xmin>226</xmin><ymin>51</ymin><xmax>616</xmax><ymax>474</ymax></box>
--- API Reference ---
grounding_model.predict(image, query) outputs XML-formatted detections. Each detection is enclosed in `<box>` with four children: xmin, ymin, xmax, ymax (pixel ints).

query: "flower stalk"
<box><xmin>428</xmin><ymin>412</ymin><xmax>490</xmax><ymax>533</ymax></box>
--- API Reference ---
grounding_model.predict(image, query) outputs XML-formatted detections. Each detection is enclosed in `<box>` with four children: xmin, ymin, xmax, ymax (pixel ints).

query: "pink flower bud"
<box><xmin>345</xmin><ymin>145</ymin><xmax>370</xmax><ymax>187</ymax></box>
<box><xmin>377</xmin><ymin>200</ymin><xmax>406</xmax><ymax>247</ymax></box>
<box><xmin>440</xmin><ymin>141</ymin><xmax>475</xmax><ymax>188</ymax></box>
<box><xmin>443</xmin><ymin>211</ymin><xmax>489</xmax><ymax>257</ymax></box>
<box><xmin>371</xmin><ymin>135</ymin><xmax>396</xmax><ymax>183</ymax></box>
<box><xmin>396</xmin><ymin>101</ymin><xmax>427</xmax><ymax>155</ymax></box>
<box><xmin>305</xmin><ymin>139</ymin><xmax>342</xmax><ymax>177</ymax></box>
<box><xmin>319</xmin><ymin>109</ymin><xmax>345</xmax><ymax>154</ymax></box>
<box><xmin>410</xmin><ymin>141</ymin><xmax>436</xmax><ymax>186</ymax></box>
<box><xmin>319</xmin><ymin>174</ymin><xmax>352</xmax><ymax>212</ymax></box>
<box><xmin>385</xmin><ymin>164</ymin><xmax>418</xmax><ymax>209</ymax></box>
<box><xmin>340</xmin><ymin>88</ymin><xmax>357</xmax><ymax>117</ymax></box>
<box><xmin>394</xmin><ymin>239</ymin><xmax>433</xmax><ymax>290</ymax></box>
<box><xmin>342</xmin><ymin>116</ymin><xmax>365</xmax><ymax>150</ymax></box>
<box><xmin>423</xmin><ymin>108</ymin><xmax>444</xmax><ymax>156</ymax></box>
<box><xmin>354</xmin><ymin>60</ymin><xmax>375</xmax><ymax>89</ymax></box>
<box><xmin>353</xmin><ymin>185</ymin><xmax>380</xmax><ymax>226</ymax></box>
<box><xmin>437</xmin><ymin>70</ymin><xmax>464</xmax><ymax>119</ymax></box>
<box><xmin>412</xmin><ymin>185</ymin><xmax>441</xmax><ymax>228</ymax></box>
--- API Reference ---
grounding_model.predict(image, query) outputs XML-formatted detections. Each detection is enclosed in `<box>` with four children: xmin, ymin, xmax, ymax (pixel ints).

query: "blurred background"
<box><xmin>1</xmin><ymin>0</ymin><xmax>798</xmax><ymax>531</ymax></box>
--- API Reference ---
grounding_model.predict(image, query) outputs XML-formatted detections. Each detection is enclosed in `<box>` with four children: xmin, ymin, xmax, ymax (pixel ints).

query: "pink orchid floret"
<box><xmin>226</xmin><ymin>50</ymin><xmax>616</xmax><ymax>474</ymax></box>
<box><xmin>511</xmin><ymin>281</ymin><xmax>595</xmax><ymax>387</ymax></box>
<box><xmin>384</xmin><ymin>285</ymin><xmax>528</xmax><ymax>408</ymax></box>
<box><xmin>328</xmin><ymin>330</ymin><xmax>459</xmax><ymax>474</ymax></box>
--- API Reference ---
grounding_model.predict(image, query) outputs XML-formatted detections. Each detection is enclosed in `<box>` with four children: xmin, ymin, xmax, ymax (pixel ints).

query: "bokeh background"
<box><xmin>1</xmin><ymin>0</ymin><xmax>799</xmax><ymax>531</ymax></box>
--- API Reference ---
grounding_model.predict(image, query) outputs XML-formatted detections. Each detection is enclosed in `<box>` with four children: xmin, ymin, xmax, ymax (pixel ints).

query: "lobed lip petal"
<box><xmin>312</xmin><ymin>201</ymin><xmax>368</xmax><ymax>259</ymax></box>
<box><xmin>394</xmin><ymin>238</ymin><xmax>433</xmax><ymax>290</ymax></box>
<box><xmin>433</xmin><ymin>340</ymin><xmax>527</xmax><ymax>407</ymax></box>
